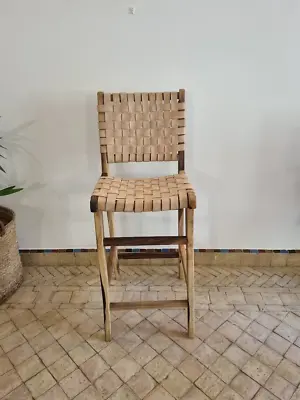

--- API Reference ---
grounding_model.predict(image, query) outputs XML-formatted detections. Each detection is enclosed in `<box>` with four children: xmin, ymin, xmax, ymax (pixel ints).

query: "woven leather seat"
<box><xmin>91</xmin><ymin>174</ymin><xmax>196</xmax><ymax>213</ymax></box>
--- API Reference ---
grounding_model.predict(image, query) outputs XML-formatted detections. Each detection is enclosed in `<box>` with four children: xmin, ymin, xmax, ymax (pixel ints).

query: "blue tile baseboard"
<box><xmin>19</xmin><ymin>247</ymin><xmax>299</xmax><ymax>268</ymax></box>
<box><xmin>19</xmin><ymin>248</ymin><xmax>297</xmax><ymax>254</ymax></box>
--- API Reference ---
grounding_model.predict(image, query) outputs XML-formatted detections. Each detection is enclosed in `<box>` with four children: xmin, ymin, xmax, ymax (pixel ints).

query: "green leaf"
<box><xmin>0</xmin><ymin>186</ymin><xmax>23</xmax><ymax>196</ymax></box>
<box><xmin>1</xmin><ymin>185</ymin><xmax>16</xmax><ymax>191</ymax></box>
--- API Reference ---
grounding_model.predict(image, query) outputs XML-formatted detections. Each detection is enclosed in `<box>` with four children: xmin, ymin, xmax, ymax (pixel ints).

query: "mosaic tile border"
<box><xmin>19</xmin><ymin>248</ymin><xmax>296</xmax><ymax>254</ymax></box>
<box><xmin>19</xmin><ymin>247</ymin><xmax>300</xmax><ymax>268</ymax></box>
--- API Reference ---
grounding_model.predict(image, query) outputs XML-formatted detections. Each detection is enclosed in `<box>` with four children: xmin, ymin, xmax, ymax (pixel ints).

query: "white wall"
<box><xmin>0</xmin><ymin>0</ymin><xmax>300</xmax><ymax>249</ymax></box>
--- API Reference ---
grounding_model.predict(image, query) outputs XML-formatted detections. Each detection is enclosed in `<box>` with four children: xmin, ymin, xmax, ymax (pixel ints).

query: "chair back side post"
<box><xmin>97</xmin><ymin>89</ymin><xmax>186</xmax><ymax>175</ymax></box>
<box><xmin>98</xmin><ymin>92</ymin><xmax>109</xmax><ymax>177</ymax></box>
<box><xmin>178</xmin><ymin>89</ymin><xmax>185</xmax><ymax>174</ymax></box>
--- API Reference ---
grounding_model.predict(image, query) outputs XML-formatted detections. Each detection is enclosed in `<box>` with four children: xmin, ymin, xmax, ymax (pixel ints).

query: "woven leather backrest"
<box><xmin>98</xmin><ymin>90</ymin><xmax>185</xmax><ymax>163</ymax></box>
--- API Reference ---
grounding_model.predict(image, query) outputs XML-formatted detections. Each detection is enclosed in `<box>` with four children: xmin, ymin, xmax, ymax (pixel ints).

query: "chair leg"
<box><xmin>107</xmin><ymin>211</ymin><xmax>119</xmax><ymax>280</ymax></box>
<box><xmin>94</xmin><ymin>211</ymin><xmax>112</xmax><ymax>341</ymax></box>
<box><xmin>186</xmin><ymin>208</ymin><xmax>195</xmax><ymax>338</ymax></box>
<box><xmin>178</xmin><ymin>209</ymin><xmax>185</xmax><ymax>279</ymax></box>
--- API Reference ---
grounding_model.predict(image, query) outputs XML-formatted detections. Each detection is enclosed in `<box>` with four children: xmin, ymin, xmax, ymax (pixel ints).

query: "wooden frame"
<box><xmin>92</xmin><ymin>89</ymin><xmax>195</xmax><ymax>341</ymax></box>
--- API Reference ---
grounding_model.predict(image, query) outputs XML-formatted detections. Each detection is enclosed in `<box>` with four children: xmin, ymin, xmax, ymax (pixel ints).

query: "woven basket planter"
<box><xmin>0</xmin><ymin>206</ymin><xmax>23</xmax><ymax>303</ymax></box>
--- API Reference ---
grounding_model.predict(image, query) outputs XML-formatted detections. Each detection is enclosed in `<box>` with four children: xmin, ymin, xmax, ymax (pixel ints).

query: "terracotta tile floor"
<box><xmin>1</xmin><ymin>264</ymin><xmax>300</xmax><ymax>399</ymax></box>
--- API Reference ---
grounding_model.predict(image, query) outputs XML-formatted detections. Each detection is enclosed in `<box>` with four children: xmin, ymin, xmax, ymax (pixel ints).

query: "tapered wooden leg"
<box><xmin>178</xmin><ymin>209</ymin><xmax>184</xmax><ymax>279</ymax></box>
<box><xmin>186</xmin><ymin>208</ymin><xmax>195</xmax><ymax>338</ymax></box>
<box><xmin>94</xmin><ymin>212</ymin><xmax>111</xmax><ymax>341</ymax></box>
<box><xmin>107</xmin><ymin>211</ymin><xmax>119</xmax><ymax>280</ymax></box>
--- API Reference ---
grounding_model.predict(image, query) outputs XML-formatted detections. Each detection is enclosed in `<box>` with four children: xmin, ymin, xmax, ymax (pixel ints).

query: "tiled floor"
<box><xmin>1</xmin><ymin>264</ymin><xmax>300</xmax><ymax>399</ymax></box>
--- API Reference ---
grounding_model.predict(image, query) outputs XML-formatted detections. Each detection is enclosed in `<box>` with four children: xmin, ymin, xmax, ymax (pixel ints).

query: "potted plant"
<box><xmin>0</xmin><ymin>120</ymin><xmax>23</xmax><ymax>303</ymax></box>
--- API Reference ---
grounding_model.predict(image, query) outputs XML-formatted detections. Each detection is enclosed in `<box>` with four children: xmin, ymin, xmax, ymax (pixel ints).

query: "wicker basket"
<box><xmin>0</xmin><ymin>206</ymin><xmax>23</xmax><ymax>303</ymax></box>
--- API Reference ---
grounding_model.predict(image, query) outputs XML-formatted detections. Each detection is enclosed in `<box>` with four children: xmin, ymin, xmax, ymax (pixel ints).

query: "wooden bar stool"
<box><xmin>90</xmin><ymin>89</ymin><xmax>196</xmax><ymax>341</ymax></box>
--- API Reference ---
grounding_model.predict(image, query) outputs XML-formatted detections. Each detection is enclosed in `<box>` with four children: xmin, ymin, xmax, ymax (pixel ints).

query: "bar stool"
<box><xmin>90</xmin><ymin>89</ymin><xmax>196</xmax><ymax>341</ymax></box>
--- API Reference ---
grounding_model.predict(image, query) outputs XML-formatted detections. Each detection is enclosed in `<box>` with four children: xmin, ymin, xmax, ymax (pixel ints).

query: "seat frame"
<box><xmin>90</xmin><ymin>89</ymin><xmax>195</xmax><ymax>341</ymax></box>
